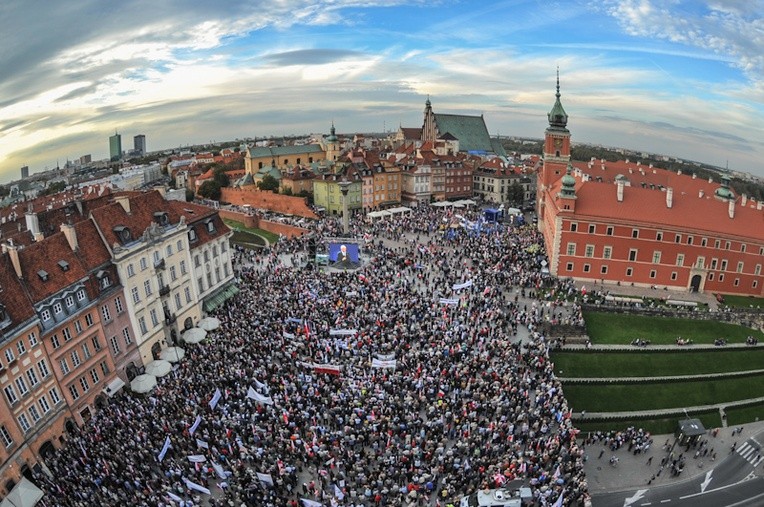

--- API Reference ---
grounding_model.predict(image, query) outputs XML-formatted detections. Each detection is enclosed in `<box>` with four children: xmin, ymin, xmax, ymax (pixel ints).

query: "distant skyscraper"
<box><xmin>109</xmin><ymin>132</ymin><xmax>122</xmax><ymax>160</ymax></box>
<box><xmin>134</xmin><ymin>134</ymin><xmax>146</xmax><ymax>156</ymax></box>
<box><xmin>21</xmin><ymin>165</ymin><xmax>29</xmax><ymax>179</ymax></box>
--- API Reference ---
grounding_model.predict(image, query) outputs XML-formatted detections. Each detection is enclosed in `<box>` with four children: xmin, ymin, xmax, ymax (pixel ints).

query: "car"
<box><xmin>459</xmin><ymin>486</ymin><xmax>533</xmax><ymax>507</ymax></box>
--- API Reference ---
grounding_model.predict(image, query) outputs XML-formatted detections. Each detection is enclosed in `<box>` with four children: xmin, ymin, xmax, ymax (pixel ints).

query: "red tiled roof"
<box><xmin>90</xmin><ymin>191</ymin><xmax>184</xmax><ymax>248</ymax></box>
<box><xmin>17</xmin><ymin>232</ymin><xmax>90</xmax><ymax>303</ymax></box>
<box><xmin>0</xmin><ymin>255</ymin><xmax>34</xmax><ymax>325</ymax></box>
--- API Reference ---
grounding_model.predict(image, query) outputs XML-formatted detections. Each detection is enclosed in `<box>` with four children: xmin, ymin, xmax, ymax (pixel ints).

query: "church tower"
<box><xmin>421</xmin><ymin>96</ymin><xmax>436</xmax><ymax>143</ymax></box>
<box><xmin>541</xmin><ymin>69</ymin><xmax>571</xmax><ymax>188</ymax></box>
<box><xmin>325</xmin><ymin>122</ymin><xmax>340</xmax><ymax>161</ymax></box>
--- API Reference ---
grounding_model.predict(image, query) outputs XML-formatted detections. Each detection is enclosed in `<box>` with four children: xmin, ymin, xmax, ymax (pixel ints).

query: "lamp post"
<box><xmin>338</xmin><ymin>178</ymin><xmax>352</xmax><ymax>236</ymax></box>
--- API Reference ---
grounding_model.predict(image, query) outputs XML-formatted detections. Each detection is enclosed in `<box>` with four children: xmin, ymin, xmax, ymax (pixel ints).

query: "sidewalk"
<box><xmin>583</xmin><ymin>420</ymin><xmax>764</xmax><ymax>494</ymax></box>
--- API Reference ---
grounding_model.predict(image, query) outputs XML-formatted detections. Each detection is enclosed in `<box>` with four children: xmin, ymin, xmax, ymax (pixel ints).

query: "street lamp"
<box><xmin>338</xmin><ymin>178</ymin><xmax>352</xmax><ymax>236</ymax></box>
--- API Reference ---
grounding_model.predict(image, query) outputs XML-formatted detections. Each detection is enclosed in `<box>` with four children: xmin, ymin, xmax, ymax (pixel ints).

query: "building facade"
<box><xmin>109</xmin><ymin>133</ymin><xmax>122</xmax><ymax>161</ymax></box>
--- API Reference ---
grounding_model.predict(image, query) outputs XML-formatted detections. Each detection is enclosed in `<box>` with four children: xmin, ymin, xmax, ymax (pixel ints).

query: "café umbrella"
<box><xmin>130</xmin><ymin>374</ymin><xmax>157</xmax><ymax>394</ymax></box>
<box><xmin>181</xmin><ymin>327</ymin><xmax>207</xmax><ymax>344</ymax></box>
<box><xmin>144</xmin><ymin>359</ymin><xmax>172</xmax><ymax>377</ymax></box>
<box><xmin>160</xmin><ymin>346</ymin><xmax>186</xmax><ymax>363</ymax></box>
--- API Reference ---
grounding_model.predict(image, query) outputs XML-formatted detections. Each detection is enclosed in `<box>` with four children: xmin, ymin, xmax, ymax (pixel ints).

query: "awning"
<box><xmin>103</xmin><ymin>377</ymin><xmax>126</xmax><ymax>398</ymax></box>
<box><xmin>0</xmin><ymin>477</ymin><xmax>44</xmax><ymax>507</ymax></box>
<box><xmin>203</xmin><ymin>284</ymin><xmax>240</xmax><ymax>313</ymax></box>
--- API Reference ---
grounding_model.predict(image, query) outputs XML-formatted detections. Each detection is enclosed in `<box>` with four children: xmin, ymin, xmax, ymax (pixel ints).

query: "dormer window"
<box><xmin>37</xmin><ymin>270</ymin><xmax>49</xmax><ymax>282</ymax></box>
<box><xmin>113</xmin><ymin>226</ymin><xmax>131</xmax><ymax>244</ymax></box>
<box><xmin>153</xmin><ymin>212</ymin><xmax>169</xmax><ymax>226</ymax></box>
<box><xmin>205</xmin><ymin>219</ymin><xmax>216</xmax><ymax>233</ymax></box>
<box><xmin>58</xmin><ymin>260</ymin><xmax>69</xmax><ymax>272</ymax></box>
<box><xmin>188</xmin><ymin>228</ymin><xmax>198</xmax><ymax>243</ymax></box>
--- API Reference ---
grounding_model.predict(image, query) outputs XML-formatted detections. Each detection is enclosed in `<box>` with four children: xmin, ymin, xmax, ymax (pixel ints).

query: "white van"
<box><xmin>459</xmin><ymin>487</ymin><xmax>532</xmax><ymax>507</ymax></box>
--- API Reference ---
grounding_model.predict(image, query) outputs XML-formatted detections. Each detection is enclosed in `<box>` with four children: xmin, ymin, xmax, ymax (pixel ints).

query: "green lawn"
<box><xmin>583</xmin><ymin>311</ymin><xmax>764</xmax><ymax>345</ymax></box>
<box><xmin>724</xmin><ymin>403</ymin><xmax>764</xmax><ymax>426</ymax></box>
<box><xmin>720</xmin><ymin>294</ymin><xmax>764</xmax><ymax>309</ymax></box>
<box><xmin>223</xmin><ymin>218</ymin><xmax>280</xmax><ymax>244</ymax></box>
<box><xmin>563</xmin><ymin>373</ymin><xmax>764</xmax><ymax>412</ymax></box>
<box><xmin>551</xmin><ymin>348</ymin><xmax>764</xmax><ymax>378</ymax></box>
<box><xmin>574</xmin><ymin>412</ymin><xmax>723</xmax><ymax>435</ymax></box>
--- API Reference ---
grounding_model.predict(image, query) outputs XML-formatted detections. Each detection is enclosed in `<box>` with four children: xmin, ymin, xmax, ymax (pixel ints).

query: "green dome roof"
<box><xmin>326</xmin><ymin>122</ymin><xmax>338</xmax><ymax>142</ymax></box>
<box><xmin>714</xmin><ymin>174</ymin><xmax>734</xmax><ymax>200</ymax></box>
<box><xmin>548</xmin><ymin>70</ymin><xmax>568</xmax><ymax>130</ymax></box>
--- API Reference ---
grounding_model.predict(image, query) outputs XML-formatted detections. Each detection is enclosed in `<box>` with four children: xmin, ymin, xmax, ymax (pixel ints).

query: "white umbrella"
<box><xmin>182</xmin><ymin>327</ymin><xmax>207</xmax><ymax>344</ymax></box>
<box><xmin>160</xmin><ymin>346</ymin><xmax>186</xmax><ymax>363</ymax></box>
<box><xmin>144</xmin><ymin>359</ymin><xmax>172</xmax><ymax>377</ymax></box>
<box><xmin>198</xmin><ymin>317</ymin><xmax>221</xmax><ymax>331</ymax></box>
<box><xmin>130</xmin><ymin>374</ymin><xmax>157</xmax><ymax>394</ymax></box>
<box><xmin>506</xmin><ymin>207</ymin><xmax>522</xmax><ymax>215</ymax></box>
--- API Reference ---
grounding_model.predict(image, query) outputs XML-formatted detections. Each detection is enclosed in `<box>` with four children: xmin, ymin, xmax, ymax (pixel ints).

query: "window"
<box><xmin>144</xmin><ymin>280</ymin><xmax>152</xmax><ymax>297</ymax></box>
<box><xmin>628</xmin><ymin>249</ymin><xmax>638</xmax><ymax>262</ymax></box>
<box><xmin>170</xmin><ymin>266</ymin><xmax>177</xmax><ymax>281</ymax></box>
<box><xmin>110</xmin><ymin>336</ymin><xmax>121</xmax><ymax>355</ymax></box>
<box><xmin>150</xmin><ymin>309</ymin><xmax>159</xmax><ymax>327</ymax></box>
<box><xmin>38</xmin><ymin>396</ymin><xmax>50</xmax><ymax>414</ymax></box>
<box><xmin>4</xmin><ymin>348</ymin><xmax>14</xmax><ymax>363</ymax></box>
<box><xmin>721</xmin><ymin>260</ymin><xmax>728</xmax><ymax>271</ymax></box>
<box><xmin>65</xmin><ymin>296</ymin><xmax>74</xmax><ymax>307</ymax></box>
<box><xmin>92</xmin><ymin>336</ymin><xmax>101</xmax><ymax>352</ymax></box>
<box><xmin>26</xmin><ymin>368</ymin><xmax>39</xmax><ymax>388</ymax></box>
<box><xmin>626</xmin><ymin>267</ymin><xmax>633</xmax><ymax>277</ymax></box>
<box><xmin>719</xmin><ymin>274</ymin><xmax>725</xmax><ymax>282</ymax></box>
<box><xmin>74</xmin><ymin>320</ymin><xmax>83</xmax><ymax>334</ymax></box>
<box><xmin>686</xmin><ymin>236</ymin><xmax>693</xmax><ymax>245</ymax></box>
<box><xmin>588</xmin><ymin>224</ymin><xmax>595</xmax><ymax>234</ymax></box>
<box><xmin>28</xmin><ymin>332</ymin><xmax>38</xmax><ymax>348</ymax></box>
<box><xmin>139</xmin><ymin>317</ymin><xmax>148</xmax><ymax>335</ymax></box>
<box><xmin>755</xmin><ymin>264</ymin><xmax>762</xmax><ymax>276</ymax></box>
<box><xmin>570</xmin><ymin>222</ymin><xmax>577</xmax><ymax>232</ymax></box>
<box><xmin>583</xmin><ymin>264</ymin><xmax>591</xmax><ymax>273</ymax></box>
<box><xmin>676</xmin><ymin>254</ymin><xmax>684</xmax><ymax>267</ymax></box>
<box><xmin>68</xmin><ymin>384</ymin><xmax>79</xmax><ymax>401</ymax></box>
<box><xmin>708</xmin><ymin>273</ymin><xmax>714</xmax><ymax>281</ymax></box>
<box><xmin>189</xmin><ymin>229</ymin><xmax>198</xmax><ymax>242</ymax></box>
<box><xmin>122</xmin><ymin>327</ymin><xmax>132</xmax><ymax>346</ymax></box>
<box><xmin>28</xmin><ymin>404</ymin><xmax>40</xmax><ymax>423</ymax></box>
<box><xmin>79</xmin><ymin>377</ymin><xmax>89</xmax><ymax>392</ymax></box>
<box><xmin>50</xmin><ymin>334</ymin><xmax>60</xmax><ymax>349</ymax></box>
<box><xmin>221</xmin><ymin>242</ymin><xmax>227</xmax><ymax>253</ymax></box>
<box><xmin>90</xmin><ymin>368</ymin><xmax>100</xmax><ymax>384</ymax></box>
<box><xmin>59</xmin><ymin>358</ymin><xmax>70</xmax><ymax>375</ymax></box>
<box><xmin>737</xmin><ymin>262</ymin><xmax>744</xmax><ymax>273</ymax></box>
<box><xmin>194</xmin><ymin>255</ymin><xmax>201</xmax><ymax>268</ymax></box>
<box><xmin>49</xmin><ymin>387</ymin><xmax>61</xmax><ymax>404</ymax></box>
<box><xmin>566</xmin><ymin>243</ymin><xmax>576</xmax><ymax>256</ymax></box>
<box><xmin>82</xmin><ymin>343</ymin><xmax>91</xmax><ymax>360</ymax></box>
<box><xmin>601</xmin><ymin>265</ymin><xmax>608</xmax><ymax>274</ymax></box>
<box><xmin>63</xmin><ymin>328</ymin><xmax>72</xmax><ymax>341</ymax></box>
<box><xmin>207</xmin><ymin>220</ymin><xmax>216</xmax><ymax>233</ymax></box>
<box><xmin>174</xmin><ymin>293</ymin><xmax>182</xmax><ymax>311</ymax></box>
<box><xmin>53</xmin><ymin>302</ymin><xmax>63</xmax><ymax>315</ymax></box>
<box><xmin>585</xmin><ymin>245</ymin><xmax>595</xmax><ymax>258</ymax></box>
<box><xmin>41</xmin><ymin>309</ymin><xmax>51</xmax><ymax>321</ymax></box>
<box><xmin>180</xmin><ymin>260</ymin><xmax>187</xmax><ymax>275</ymax></box>
<box><xmin>741</xmin><ymin>244</ymin><xmax>746</xmax><ymax>253</ymax></box>
<box><xmin>701</xmin><ymin>238</ymin><xmax>707</xmax><ymax>247</ymax></box>
<box><xmin>177</xmin><ymin>240</ymin><xmax>183</xmax><ymax>252</ymax></box>
<box><xmin>153</xmin><ymin>251</ymin><xmax>161</xmax><ymax>266</ymax></box>
<box><xmin>127</xmin><ymin>264</ymin><xmax>135</xmax><ymax>277</ymax></box>
<box><xmin>671</xmin><ymin>272</ymin><xmax>677</xmax><ymax>281</ymax></box>
<box><xmin>70</xmin><ymin>350</ymin><xmax>81</xmax><ymax>368</ymax></box>
<box><xmin>631</xmin><ymin>229</ymin><xmax>639</xmax><ymax>239</ymax></box>
<box><xmin>100</xmin><ymin>361</ymin><xmax>110</xmax><ymax>376</ymax></box>
<box><xmin>725</xmin><ymin>241</ymin><xmax>731</xmax><ymax>250</ymax></box>
<box><xmin>131</xmin><ymin>287</ymin><xmax>141</xmax><ymax>304</ymax></box>
<box><xmin>18</xmin><ymin>414</ymin><xmax>31</xmax><ymax>433</ymax></box>
<box><xmin>140</xmin><ymin>257</ymin><xmax>148</xmax><ymax>270</ymax></box>
<box><xmin>754</xmin><ymin>280</ymin><xmax>759</xmax><ymax>289</ymax></box>
<box><xmin>166</xmin><ymin>244</ymin><xmax>173</xmax><ymax>256</ymax></box>
<box><xmin>37</xmin><ymin>359</ymin><xmax>50</xmax><ymax>379</ymax></box>
<box><xmin>16</xmin><ymin>340</ymin><xmax>26</xmax><ymax>356</ymax></box>
<box><xmin>115</xmin><ymin>296</ymin><xmax>124</xmax><ymax>313</ymax></box>
<box><xmin>566</xmin><ymin>262</ymin><xmax>573</xmax><ymax>271</ymax></box>
<box><xmin>649</xmin><ymin>270</ymin><xmax>656</xmax><ymax>279</ymax></box>
<box><xmin>606</xmin><ymin>226</ymin><xmax>613</xmax><ymax>236</ymax></box>
<box><xmin>197</xmin><ymin>278</ymin><xmax>204</xmax><ymax>294</ymax></box>
<box><xmin>15</xmin><ymin>377</ymin><xmax>28</xmax><ymax>397</ymax></box>
<box><xmin>0</xmin><ymin>425</ymin><xmax>12</xmax><ymax>447</ymax></box>
<box><xmin>675</xmin><ymin>234</ymin><xmax>681</xmax><ymax>243</ymax></box>
<box><xmin>185</xmin><ymin>287</ymin><xmax>192</xmax><ymax>303</ymax></box>
<box><xmin>656</xmin><ymin>232</ymin><xmax>663</xmax><ymax>241</ymax></box>
<box><xmin>652</xmin><ymin>251</ymin><xmax>661</xmax><ymax>264</ymax></box>
<box><xmin>696</xmin><ymin>256</ymin><xmax>705</xmax><ymax>269</ymax></box>
<box><xmin>77</xmin><ymin>289</ymin><xmax>86</xmax><ymax>301</ymax></box>
<box><xmin>101</xmin><ymin>305</ymin><xmax>111</xmax><ymax>321</ymax></box>
<box><xmin>4</xmin><ymin>385</ymin><xmax>18</xmax><ymax>405</ymax></box>
<box><xmin>734</xmin><ymin>278</ymin><xmax>740</xmax><ymax>287</ymax></box>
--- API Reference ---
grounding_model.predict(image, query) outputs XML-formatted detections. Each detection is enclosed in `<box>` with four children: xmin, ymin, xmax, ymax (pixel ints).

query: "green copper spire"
<box><xmin>548</xmin><ymin>67</ymin><xmax>568</xmax><ymax>130</ymax></box>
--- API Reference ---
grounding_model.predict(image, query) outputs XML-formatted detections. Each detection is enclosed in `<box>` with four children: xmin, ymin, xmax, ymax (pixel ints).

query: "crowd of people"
<box><xmin>33</xmin><ymin>204</ymin><xmax>591</xmax><ymax>506</ymax></box>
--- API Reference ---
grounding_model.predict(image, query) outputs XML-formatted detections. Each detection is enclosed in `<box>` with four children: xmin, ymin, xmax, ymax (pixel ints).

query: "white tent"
<box><xmin>430</xmin><ymin>201</ymin><xmax>451</xmax><ymax>207</ymax></box>
<box><xmin>198</xmin><ymin>317</ymin><xmax>220</xmax><ymax>331</ymax></box>
<box><xmin>0</xmin><ymin>477</ymin><xmax>44</xmax><ymax>507</ymax></box>
<box><xmin>367</xmin><ymin>210</ymin><xmax>392</xmax><ymax>219</ymax></box>
<box><xmin>506</xmin><ymin>207</ymin><xmax>521</xmax><ymax>215</ymax></box>
<box><xmin>160</xmin><ymin>347</ymin><xmax>186</xmax><ymax>363</ymax></box>
<box><xmin>387</xmin><ymin>206</ymin><xmax>412</xmax><ymax>215</ymax></box>
<box><xmin>182</xmin><ymin>327</ymin><xmax>208</xmax><ymax>344</ymax></box>
<box><xmin>130</xmin><ymin>374</ymin><xmax>157</xmax><ymax>394</ymax></box>
<box><xmin>103</xmin><ymin>377</ymin><xmax>125</xmax><ymax>398</ymax></box>
<box><xmin>144</xmin><ymin>360</ymin><xmax>172</xmax><ymax>377</ymax></box>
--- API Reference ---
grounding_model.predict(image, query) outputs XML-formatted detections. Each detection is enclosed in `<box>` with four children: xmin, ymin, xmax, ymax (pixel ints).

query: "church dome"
<box><xmin>548</xmin><ymin>70</ymin><xmax>568</xmax><ymax>130</ymax></box>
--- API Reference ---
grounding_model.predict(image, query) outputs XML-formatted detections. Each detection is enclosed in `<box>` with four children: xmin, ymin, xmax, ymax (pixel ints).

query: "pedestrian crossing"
<box><xmin>736</xmin><ymin>442</ymin><xmax>762</xmax><ymax>466</ymax></box>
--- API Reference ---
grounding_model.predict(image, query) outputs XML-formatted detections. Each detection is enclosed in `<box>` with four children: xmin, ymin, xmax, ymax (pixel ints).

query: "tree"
<box><xmin>213</xmin><ymin>167</ymin><xmax>230</xmax><ymax>187</ymax></box>
<box><xmin>258</xmin><ymin>174</ymin><xmax>279</xmax><ymax>192</ymax></box>
<box><xmin>508</xmin><ymin>180</ymin><xmax>525</xmax><ymax>204</ymax></box>
<box><xmin>185</xmin><ymin>189</ymin><xmax>195</xmax><ymax>202</ymax></box>
<box><xmin>197</xmin><ymin>180</ymin><xmax>221</xmax><ymax>201</ymax></box>
<box><xmin>282</xmin><ymin>187</ymin><xmax>293</xmax><ymax>196</ymax></box>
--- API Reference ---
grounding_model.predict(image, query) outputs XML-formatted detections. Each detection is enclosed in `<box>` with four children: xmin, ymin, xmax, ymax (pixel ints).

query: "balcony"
<box><xmin>154</xmin><ymin>258</ymin><xmax>165</xmax><ymax>270</ymax></box>
<box><xmin>164</xmin><ymin>314</ymin><xmax>177</xmax><ymax>325</ymax></box>
<box><xmin>158</xmin><ymin>285</ymin><xmax>171</xmax><ymax>297</ymax></box>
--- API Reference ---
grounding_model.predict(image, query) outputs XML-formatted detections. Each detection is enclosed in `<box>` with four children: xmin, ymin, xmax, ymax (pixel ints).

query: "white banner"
<box><xmin>257</xmin><ymin>472</ymin><xmax>274</xmax><ymax>487</ymax></box>
<box><xmin>371</xmin><ymin>358</ymin><xmax>397</xmax><ymax>369</ymax></box>
<box><xmin>195</xmin><ymin>438</ymin><xmax>209</xmax><ymax>449</ymax></box>
<box><xmin>187</xmin><ymin>454</ymin><xmax>207</xmax><ymax>463</ymax></box>
<box><xmin>209</xmin><ymin>388</ymin><xmax>222</xmax><ymax>410</ymax></box>
<box><xmin>189</xmin><ymin>415</ymin><xmax>202</xmax><ymax>435</ymax></box>
<box><xmin>247</xmin><ymin>386</ymin><xmax>274</xmax><ymax>405</ymax></box>
<box><xmin>329</xmin><ymin>329</ymin><xmax>357</xmax><ymax>336</ymax></box>
<box><xmin>452</xmin><ymin>280</ymin><xmax>473</xmax><ymax>290</ymax></box>
<box><xmin>283</xmin><ymin>331</ymin><xmax>296</xmax><ymax>339</ymax></box>
<box><xmin>439</xmin><ymin>298</ymin><xmax>459</xmax><ymax>305</ymax></box>
<box><xmin>254</xmin><ymin>378</ymin><xmax>267</xmax><ymax>391</ymax></box>
<box><xmin>375</xmin><ymin>352</ymin><xmax>395</xmax><ymax>361</ymax></box>
<box><xmin>212</xmin><ymin>462</ymin><xmax>227</xmax><ymax>480</ymax></box>
<box><xmin>334</xmin><ymin>484</ymin><xmax>345</xmax><ymax>500</ymax></box>
<box><xmin>184</xmin><ymin>478</ymin><xmax>211</xmax><ymax>495</ymax></box>
<box><xmin>300</xmin><ymin>499</ymin><xmax>323</xmax><ymax>507</ymax></box>
<box><xmin>158</xmin><ymin>435</ymin><xmax>171</xmax><ymax>462</ymax></box>
<box><xmin>166</xmin><ymin>491</ymin><xmax>183</xmax><ymax>503</ymax></box>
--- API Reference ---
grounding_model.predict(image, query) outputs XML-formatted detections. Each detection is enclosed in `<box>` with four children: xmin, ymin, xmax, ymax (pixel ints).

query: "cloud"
<box><xmin>262</xmin><ymin>49</ymin><xmax>367</xmax><ymax>66</ymax></box>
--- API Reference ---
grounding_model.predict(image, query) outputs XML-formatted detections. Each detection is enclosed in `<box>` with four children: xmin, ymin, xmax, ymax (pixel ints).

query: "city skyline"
<box><xmin>0</xmin><ymin>0</ymin><xmax>762</xmax><ymax>184</ymax></box>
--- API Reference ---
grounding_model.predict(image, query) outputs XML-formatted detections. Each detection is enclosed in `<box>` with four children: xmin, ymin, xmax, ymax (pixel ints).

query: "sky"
<box><xmin>1</xmin><ymin>0</ymin><xmax>763</xmax><ymax>184</ymax></box>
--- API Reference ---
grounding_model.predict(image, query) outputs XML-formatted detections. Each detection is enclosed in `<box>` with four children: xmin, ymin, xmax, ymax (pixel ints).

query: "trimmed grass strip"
<box><xmin>574</xmin><ymin>412</ymin><xmax>722</xmax><ymax>435</ymax></box>
<box><xmin>551</xmin><ymin>348</ymin><xmax>764</xmax><ymax>378</ymax></box>
<box><xmin>720</xmin><ymin>294</ymin><xmax>764</xmax><ymax>309</ymax></box>
<box><xmin>724</xmin><ymin>403</ymin><xmax>764</xmax><ymax>426</ymax></box>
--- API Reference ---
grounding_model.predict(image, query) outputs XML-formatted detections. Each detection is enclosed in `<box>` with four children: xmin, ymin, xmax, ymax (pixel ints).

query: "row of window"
<box><xmin>126</xmin><ymin>241</ymin><xmax>186</xmax><ymax>278</ymax></box>
<box><xmin>563</xmin><ymin>262</ymin><xmax>759</xmax><ymax>289</ymax></box>
<box><xmin>14</xmin><ymin>389</ymin><xmax>61</xmax><ymax>434</ymax></box>
<box><xmin>39</xmin><ymin>288</ymin><xmax>88</xmax><ymax>323</ymax></box>
<box><xmin>48</xmin><ymin>312</ymin><xmax>96</xmax><ymax>350</ymax></box>
<box><xmin>3</xmin><ymin>359</ymin><xmax>52</xmax><ymax>405</ymax></box>
<box><xmin>57</xmin><ymin>336</ymin><xmax>102</xmax><ymax>376</ymax></box>
<box><xmin>109</xmin><ymin>327</ymin><xmax>133</xmax><ymax>355</ymax></box>
<box><xmin>1</xmin><ymin>331</ymin><xmax>39</xmax><ymax>367</ymax></box>
<box><xmin>67</xmin><ymin>364</ymin><xmax>107</xmax><ymax>401</ymax></box>
<box><xmin>569</xmin><ymin>222</ymin><xmax>763</xmax><ymax>254</ymax></box>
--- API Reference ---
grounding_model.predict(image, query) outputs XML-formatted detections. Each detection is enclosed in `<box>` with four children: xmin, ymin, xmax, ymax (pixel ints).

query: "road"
<box><xmin>594</xmin><ymin>432</ymin><xmax>764</xmax><ymax>507</ymax></box>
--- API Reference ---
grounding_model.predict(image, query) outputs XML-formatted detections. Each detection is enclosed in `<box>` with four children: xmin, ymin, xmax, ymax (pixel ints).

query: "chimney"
<box><xmin>742</xmin><ymin>194</ymin><xmax>747</xmax><ymax>207</ymax></box>
<box><xmin>692</xmin><ymin>173</ymin><xmax>696</xmax><ymax>179</ymax></box>
<box><xmin>6</xmin><ymin>242</ymin><xmax>22</xmax><ymax>278</ymax></box>
<box><xmin>758</xmin><ymin>201</ymin><xmax>763</xmax><ymax>211</ymax></box>
<box><xmin>666</xmin><ymin>187</ymin><xmax>673</xmax><ymax>208</ymax></box>
<box><xmin>114</xmin><ymin>195</ymin><xmax>131</xmax><ymax>213</ymax></box>
<box><xmin>60</xmin><ymin>223</ymin><xmax>78</xmax><ymax>251</ymax></box>
<box><xmin>617</xmin><ymin>180</ymin><xmax>624</xmax><ymax>202</ymax></box>
<box><xmin>25</xmin><ymin>212</ymin><xmax>43</xmax><ymax>241</ymax></box>
<box><xmin>728</xmin><ymin>199</ymin><xmax>735</xmax><ymax>219</ymax></box>
<box><xmin>708</xmin><ymin>177</ymin><xmax>713</xmax><ymax>183</ymax></box>
<box><xmin>699</xmin><ymin>190</ymin><xmax>704</xmax><ymax>198</ymax></box>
